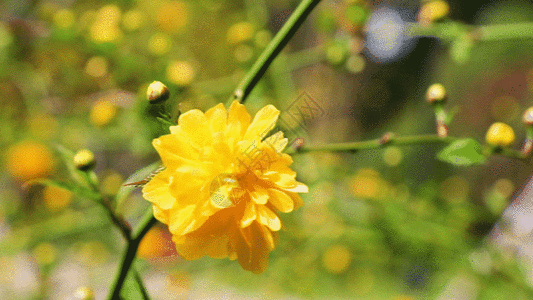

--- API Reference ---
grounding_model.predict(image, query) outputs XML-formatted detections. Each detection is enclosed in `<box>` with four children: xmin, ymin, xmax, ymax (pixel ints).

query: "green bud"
<box><xmin>73</xmin><ymin>149</ymin><xmax>96</xmax><ymax>172</ymax></box>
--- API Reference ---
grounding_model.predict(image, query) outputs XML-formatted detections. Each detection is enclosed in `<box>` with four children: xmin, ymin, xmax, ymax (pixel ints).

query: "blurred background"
<box><xmin>2</xmin><ymin>0</ymin><xmax>533</xmax><ymax>299</ymax></box>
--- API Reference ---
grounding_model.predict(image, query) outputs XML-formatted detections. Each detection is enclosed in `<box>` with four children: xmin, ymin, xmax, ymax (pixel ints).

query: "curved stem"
<box><xmin>228</xmin><ymin>0</ymin><xmax>323</xmax><ymax>105</ymax></box>
<box><xmin>107</xmin><ymin>208</ymin><xmax>157</xmax><ymax>300</ymax></box>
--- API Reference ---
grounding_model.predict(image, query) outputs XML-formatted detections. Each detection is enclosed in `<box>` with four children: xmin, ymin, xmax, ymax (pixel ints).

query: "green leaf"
<box><xmin>25</xmin><ymin>178</ymin><xmax>100</xmax><ymax>201</ymax></box>
<box><xmin>115</xmin><ymin>161</ymin><xmax>162</xmax><ymax>214</ymax></box>
<box><xmin>437</xmin><ymin>138</ymin><xmax>486</xmax><ymax>166</ymax></box>
<box><xmin>52</xmin><ymin>144</ymin><xmax>87</xmax><ymax>186</ymax></box>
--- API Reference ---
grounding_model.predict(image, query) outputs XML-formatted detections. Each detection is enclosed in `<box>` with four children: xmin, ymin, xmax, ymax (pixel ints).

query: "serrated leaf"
<box><xmin>437</xmin><ymin>138</ymin><xmax>486</xmax><ymax>166</ymax></box>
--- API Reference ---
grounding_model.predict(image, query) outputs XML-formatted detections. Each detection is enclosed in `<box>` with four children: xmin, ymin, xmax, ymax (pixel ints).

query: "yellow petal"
<box><xmin>257</xmin><ymin>205</ymin><xmax>281</xmax><ymax>231</ymax></box>
<box><xmin>263</xmin><ymin>131</ymin><xmax>288</xmax><ymax>153</ymax></box>
<box><xmin>257</xmin><ymin>223</ymin><xmax>276</xmax><ymax>250</ymax></box>
<box><xmin>243</xmin><ymin>105</ymin><xmax>279</xmax><ymax>141</ymax></box>
<box><xmin>250</xmin><ymin>189</ymin><xmax>268</xmax><ymax>205</ymax></box>
<box><xmin>152</xmin><ymin>205</ymin><xmax>168</xmax><ymax>224</ymax></box>
<box><xmin>152</xmin><ymin>132</ymin><xmax>200</xmax><ymax>167</ymax></box>
<box><xmin>227</xmin><ymin>101</ymin><xmax>251</xmax><ymax>138</ymax></box>
<box><xmin>168</xmin><ymin>204</ymin><xmax>208</xmax><ymax>236</ymax></box>
<box><xmin>235</xmin><ymin>222</ymin><xmax>270</xmax><ymax>273</ymax></box>
<box><xmin>205</xmin><ymin>103</ymin><xmax>227</xmax><ymax>134</ymax></box>
<box><xmin>268</xmin><ymin>188</ymin><xmax>294</xmax><ymax>213</ymax></box>
<box><xmin>240</xmin><ymin>201</ymin><xmax>256</xmax><ymax>228</ymax></box>
<box><xmin>142</xmin><ymin>172</ymin><xmax>176</xmax><ymax>210</ymax></box>
<box><xmin>177</xmin><ymin>109</ymin><xmax>213</xmax><ymax>147</ymax></box>
<box><xmin>282</xmin><ymin>182</ymin><xmax>308</xmax><ymax>193</ymax></box>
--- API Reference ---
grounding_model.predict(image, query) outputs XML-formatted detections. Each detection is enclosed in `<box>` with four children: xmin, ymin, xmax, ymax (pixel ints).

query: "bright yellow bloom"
<box><xmin>142</xmin><ymin>101</ymin><xmax>308</xmax><ymax>273</ymax></box>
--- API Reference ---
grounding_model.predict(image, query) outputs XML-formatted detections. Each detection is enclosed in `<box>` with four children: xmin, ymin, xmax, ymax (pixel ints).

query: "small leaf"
<box><xmin>437</xmin><ymin>138</ymin><xmax>486</xmax><ymax>166</ymax></box>
<box><xmin>115</xmin><ymin>161</ymin><xmax>162</xmax><ymax>214</ymax></box>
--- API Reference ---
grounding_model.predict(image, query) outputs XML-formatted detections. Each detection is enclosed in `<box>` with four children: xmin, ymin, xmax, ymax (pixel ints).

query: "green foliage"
<box><xmin>437</xmin><ymin>139</ymin><xmax>486</xmax><ymax>166</ymax></box>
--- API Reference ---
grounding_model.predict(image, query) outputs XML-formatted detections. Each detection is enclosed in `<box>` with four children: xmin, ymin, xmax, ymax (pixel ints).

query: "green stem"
<box><xmin>406</xmin><ymin>22</ymin><xmax>533</xmax><ymax>42</ymax></box>
<box><xmin>290</xmin><ymin>133</ymin><xmax>530</xmax><ymax>161</ymax></box>
<box><xmin>82</xmin><ymin>171</ymin><xmax>132</xmax><ymax>240</ymax></box>
<box><xmin>108</xmin><ymin>209</ymin><xmax>157</xmax><ymax>300</ymax></box>
<box><xmin>290</xmin><ymin>134</ymin><xmax>456</xmax><ymax>154</ymax></box>
<box><xmin>133</xmin><ymin>267</ymin><xmax>150</xmax><ymax>300</ymax></box>
<box><xmin>228</xmin><ymin>0</ymin><xmax>323</xmax><ymax>105</ymax></box>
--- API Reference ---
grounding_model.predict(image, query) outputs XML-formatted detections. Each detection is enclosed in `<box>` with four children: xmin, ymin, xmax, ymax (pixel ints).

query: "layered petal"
<box><xmin>142</xmin><ymin>100</ymin><xmax>307</xmax><ymax>274</ymax></box>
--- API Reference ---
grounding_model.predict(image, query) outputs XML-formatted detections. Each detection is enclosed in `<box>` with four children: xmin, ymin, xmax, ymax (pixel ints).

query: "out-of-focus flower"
<box><xmin>122</xmin><ymin>10</ymin><xmax>144</xmax><ymax>31</ymax></box>
<box><xmin>90</xmin><ymin>99</ymin><xmax>117</xmax><ymax>127</ymax></box>
<box><xmin>5</xmin><ymin>141</ymin><xmax>55</xmax><ymax>182</ymax></box>
<box><xmin>72</xmin><ymin>286</ymin><xmax>95</xmax><ymax>300</ymax></box>
<box><xmin>166</xmin><ymin>61</ymin><xmax>195</xmax><ymax>86</ymax></box>
<box><xmin>89</xmin><ymin>5</ymin><xmax>122</xmax><ymax>43</ymax></box>
<box><xmin>137</xmin><ymin>226</ymin><xmax>176</xmax><ymax>259</ymax></box>
<box><xmin>349</xmin><ymin>168</ymin><xmax>391</xmax><ymax>200</ymax></box>
<box><xmin>85</xmin><ymin>56</ymin><xmax>108</xmax><ymax>78</ymax></box>
<box><xmin>485</xmin><ymin>122</ymin><xmax>515</xmax><ymax>147</ymax></box>
<box><xmin>148</xmin><ymin>32</ymin><xmax>172</xmax><ymax>56</ymax></box>
<box><xmin>322</xmin><ymin>244</ymin><xmax>352</xmax><ymax>274</ymax></box>
<box><xmin>418</xmin><ymin>0</ymin><xmax>450</xmax><ymax>26</ymax></box>
<box><xmin>227</xmin><ymin>22</ymin><xmax>254</xmax><ymax>44</ymax></box>
<box><xmin>43</xmin><ymin>185</ymin><xmax>72</xmax><ymax>211</ymax></box>
<box><xmin>156</xmin><ymin>1</ymin><xmax>188</xmax><ymax>33</ymax></box>
<box><xmin>142</xmin><ymin>101</ymin><xmax>308</xmax><ymax>273</ymax></box>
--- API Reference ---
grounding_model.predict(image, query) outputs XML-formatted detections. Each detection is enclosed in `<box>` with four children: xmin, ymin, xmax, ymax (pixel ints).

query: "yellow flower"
<box><xmin>142</xmin><ymin>101</ymin><xmax>308</xmax><ymax>273</ymax></box>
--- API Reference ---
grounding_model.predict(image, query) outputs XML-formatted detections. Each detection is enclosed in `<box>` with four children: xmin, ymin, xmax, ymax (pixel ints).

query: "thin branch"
<box><xmin>228</xmin><ymin>0</ymin><xmax>323</xmax><ymax>105</ymax></box>
<box><xmin>108</xmin><ymin>208</ymin><xmax>157</xmax><ymax>300</ymax></box>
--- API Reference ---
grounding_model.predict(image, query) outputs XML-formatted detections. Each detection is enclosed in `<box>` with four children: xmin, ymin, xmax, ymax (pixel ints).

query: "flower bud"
<box><xmin>522</xmin><ymin>106</ymin><xmax>533</xmax><ymax>126</ymax></box>
<box><xmin>146</xmin><ymin>81</ymin><xmax>170</xmax><ymax>104</ymax></box>
<box><xmin>485</xmin><ymin>122</ymin><xmax>515</xmax><ymax>147</ymax></box>
<box><xmin>73</xmin><ymin>149</ymin><xmax>96</xmax><ymax>171</ymax></box>
<box><xmin>73</xmin><ymin>286</ymin><xmax>95</xmax><ymax>300</ymax></box>
<box><xmin>426</xmin><ymin>83</ymin><xmax>447</xmax><ymax>104</ymax></box>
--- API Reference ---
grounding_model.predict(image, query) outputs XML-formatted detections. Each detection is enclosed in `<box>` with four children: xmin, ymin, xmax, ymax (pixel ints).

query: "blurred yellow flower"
<box><xmin>137</xmin><ymin>226</ymin><xmax>175</xmax><ymax>259</ymax></box>
<box><xmin>89</xmin><ymin>5</ymin><xmax>122</xmax><ymax>43</ymax></box>
<box><xmin>322</xmin><ymin>244</ymin><xmax>352</xmax><ymax>274</ymax></box>
<box><xmin>166</xmin><ymin>60</ymin><xmax>195</xmax><ymax>86</ymax></box>
<box><xmin>122</xmin><ymin>10</ymin><xmax>144</xmax><ymax>31</ymax></box>
<box><xmin>156</xmin><ymin>1</ymin><xmax>188</xmax><ymax>33</ymax></box>
<box><xmin>349</xmin><ymin>168</ymin><xmax>390</xmax><ymax>200</ymax></box>
<box><xmin>418</xmin><ymin>0</ymin><xmax>450</xmax><ymax>26</ymax></box>
<box><xmin>85</xmin><ymin>56</ymin><xmax>108</xmax><ymax>78</ymax></box>
<box><xmin>43</xmin><ymin>185</ymin><xmax>72</xmax><ymax>212</ymax></box>
<box><xmin>227</xmin><ymin>22</ymin><xmax>254</xmax><ymax>44</ymax></box>
<box><xmin>5</xmin><ymin>141</ymin><xmax>55</xmax><ymax>182</ymax></box>
<box><xmin>90</xmin><ymin>99</ymin><xmax>117</xmax><ymax>127</ymax></box>
<box><xmin>142</xmin><ymin>101</ymin><xmax>308</xmax><ymax>273</ymax></box>
<box><xmin>148</xmin><ymin>32</ymin><xmax>172</xmax><ymax>56</ymax></box>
